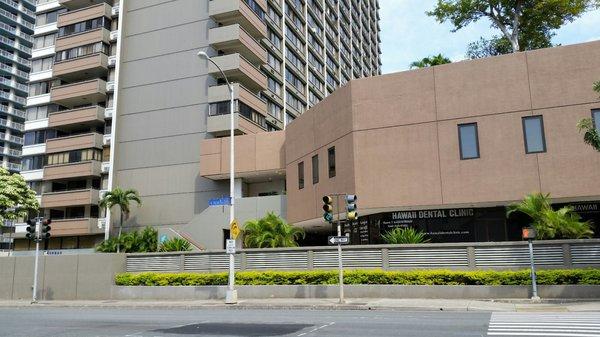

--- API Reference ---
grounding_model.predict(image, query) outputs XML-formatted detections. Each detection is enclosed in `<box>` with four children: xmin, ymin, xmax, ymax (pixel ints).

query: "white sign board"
<box><xmin>226</xmin><ymin>239</ymin><xmax>236</xmax><ymax>254</ymax></box>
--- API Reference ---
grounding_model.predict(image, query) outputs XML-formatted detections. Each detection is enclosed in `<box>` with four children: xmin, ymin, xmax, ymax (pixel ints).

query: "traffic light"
<box><xmin>25</xmin><ymin>219</ymin><xmax>36</xmax><ymax>240</ymax></box>
<box><xmin>322</xmin><ymin>196</ymin><xmax>333</xmax><ymax>222</ymax></box>
<box><xmin>346</xmin><ymin>194</ymin><xmax>357</xmax><ymax>221</ymax></box>
<box><xmin>41</xmin><ymin>219</ymin><xmax>52</xmax><ymax>239</ymax></box>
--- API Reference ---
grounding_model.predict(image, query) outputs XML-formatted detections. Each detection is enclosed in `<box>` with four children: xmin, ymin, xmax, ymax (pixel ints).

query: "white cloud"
<box><xmin>379</xmin><ymin>1</ymin><xmax>600</xmax><ymax>74</ymax></box>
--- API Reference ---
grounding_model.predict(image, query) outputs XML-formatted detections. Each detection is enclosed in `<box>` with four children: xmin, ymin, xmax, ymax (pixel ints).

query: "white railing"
<box><xmin>0</xmin><ymin>146</ymin><xmax>22</xmax><ymax>156</ymax></box>
<box><xmin>1</xmin><ymin>162</ymin><xmax>21</xmax><ymax>171</ymax></box>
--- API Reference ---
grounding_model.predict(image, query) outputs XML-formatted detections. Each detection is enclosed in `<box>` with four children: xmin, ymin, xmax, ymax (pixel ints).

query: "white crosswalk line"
<box><xmin>487</xmin><ymin>312</ymin><xmax>600</xmax><ymax>337</ymax></box>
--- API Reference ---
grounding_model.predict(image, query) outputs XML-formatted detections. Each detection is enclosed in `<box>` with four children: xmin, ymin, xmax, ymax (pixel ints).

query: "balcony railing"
<box><xmin>1</xmin><ymin>162</ymin><xmax>21</xmax><ymax>171</ymax></box>
<box><xmin>0</xmin><ymin>132</ymin><xmax>23</xmax><ymax>145</ymax></box>
<box><xmin>0</xmin><ymin>105</ymin><xmax>26</xmax><ymax>119</ymax></box>
<box><xmin>0</xmin><ymin>118</ymin><xmax>24</xmax><ymax>131</ymax></box>
<box><xmin>0</xmin><ymin>146</ymin><xmax>22</xmax><ymax>156</ymax></box>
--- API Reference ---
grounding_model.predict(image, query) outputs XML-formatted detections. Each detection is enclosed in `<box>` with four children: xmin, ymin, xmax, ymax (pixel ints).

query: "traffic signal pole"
<box><xmin>31</xmin><ymin>217</ymin><xmax>41</xmax><ymax>304</ymax></box>
<box><xmin>336</xmin><ymin>194</ymin><xmax>344</xmax><ymax>304</ymax></box>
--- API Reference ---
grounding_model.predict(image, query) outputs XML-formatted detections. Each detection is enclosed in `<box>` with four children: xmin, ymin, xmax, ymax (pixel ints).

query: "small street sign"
<box><xmin>208</xmin><ymin>196</ymin><xmax>232</xmax><ymax>207</ymax></box>
<box><xmin>328</xmin><ymin>236</ymin><xmax>350</xmax><ymax>245</ymax></box>
<box><xmin>226</xmin><ymin>239</ymin><xmax>236</xmax><ymax>254</ymax></box>
<box><xmin>230</xmin><ymin>219</ymin><xmax>241</xmax><ymax>239</ymax></box>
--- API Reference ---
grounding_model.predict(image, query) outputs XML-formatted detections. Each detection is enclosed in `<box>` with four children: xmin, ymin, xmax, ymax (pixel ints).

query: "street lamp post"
<box><xmin>197</xmin><ymin>51</ymin><xmax>237</xmax><ymax>304</ymax></box>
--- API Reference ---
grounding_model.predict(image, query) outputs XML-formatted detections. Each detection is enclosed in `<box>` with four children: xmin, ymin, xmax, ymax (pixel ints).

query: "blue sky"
<box><xmin>379</xmin><ymin>0</ymin><xmax>600</xmax><ymax>74</ymax></box>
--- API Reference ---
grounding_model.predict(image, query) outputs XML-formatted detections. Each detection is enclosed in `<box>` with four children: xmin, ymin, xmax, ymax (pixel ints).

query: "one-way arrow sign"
<box><xmin>328</xmin><ymin>236</ymin><xmax>350</xmax><ymax>245</ymax></box>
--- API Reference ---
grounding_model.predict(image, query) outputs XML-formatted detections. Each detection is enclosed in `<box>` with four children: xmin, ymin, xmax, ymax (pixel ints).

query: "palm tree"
<box><xmin>99</xmin><ymin>187</ymin><xmax>142</xmax><ymax>252</ymax></box>
<box><xmin>243</xmin><ymin>212</ymin><xmax>305</xmax><ymax>248</ymax></box>
<box><xmin>410</xmin><ymin>54</ymin><xmax>451</xmax><ymax>69</ymax></box>
<box><xmin>507</xmin><ymin>193</ymin><xmax>594</xmax><ymax>239</ymax></box>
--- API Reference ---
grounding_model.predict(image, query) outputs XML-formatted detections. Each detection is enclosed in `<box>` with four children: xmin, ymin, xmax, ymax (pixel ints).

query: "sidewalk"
<box><xmin>0</xmin><ymin>298</ymin><xmax>599</xmax><ymax>312</ymax></box>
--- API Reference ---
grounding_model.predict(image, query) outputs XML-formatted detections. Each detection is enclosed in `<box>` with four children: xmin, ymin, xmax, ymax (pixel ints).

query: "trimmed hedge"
<box><xmin>115</xmin><ymin>269</ymin><xmax>600</xmax><ymax>286</ymax></box>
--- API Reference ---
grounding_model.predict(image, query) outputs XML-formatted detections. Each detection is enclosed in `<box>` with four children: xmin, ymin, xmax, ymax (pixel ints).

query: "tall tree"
<box><xmin>243</xmin><ymin>212</ymin><xmax>305</xmax><ymax>248</ymax></box>
<box><xmin>99</xmin><ymin>187</ymin><xmax>142</xmax><ymax>253</ymax></box>
<box><xmin>410</xmin><ymin>54</ymin><xmax>452</xmax><ymax>69</ymax></box>
<box><xmin>0</xmin><ymin>168</ymin><xmax>38</xmax><ymax>222</ymax></box>
<box><xmin>577</xmin><ymin>82</ymin><xmax>600</xmax><ymax>151</ymax></box>
<box><xmin>428</xmin><ymin>0</ymin><xmax>599</xmax><ymax>57</ymax></box>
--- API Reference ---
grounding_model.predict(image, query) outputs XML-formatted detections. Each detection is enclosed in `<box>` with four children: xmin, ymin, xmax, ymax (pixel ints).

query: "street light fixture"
<box><xmin>197</xmin><ymin>50</ymin><xmax>237</xmax><ymax>304</ymax></box>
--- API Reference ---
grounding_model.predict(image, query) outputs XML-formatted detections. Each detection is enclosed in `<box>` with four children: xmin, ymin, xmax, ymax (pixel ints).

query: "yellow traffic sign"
<box><xmin>230</xmin><ymin>219</ymin><xmax>241</xmax><ymax>239</ymax></box>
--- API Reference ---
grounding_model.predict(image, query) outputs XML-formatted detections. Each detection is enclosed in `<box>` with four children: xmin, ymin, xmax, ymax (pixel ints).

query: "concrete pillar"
<box><xmin>381</xmin><ymin>248</ymin><xmax>389</xmax><ymax>270</ymax></box>
<box><xmin>467</xmin><ymin>246</ymin><xmax>477</xmax><ymax>269</ymax></box>
<box><xmin>307</xmin><ymin>250</ymin><xmax>314</xmax><ymax>270</ymax></box>
<box><xmin>562</xmin><ymin>243</ymin><xmax>572</xmax><ymax>268</ymax></box>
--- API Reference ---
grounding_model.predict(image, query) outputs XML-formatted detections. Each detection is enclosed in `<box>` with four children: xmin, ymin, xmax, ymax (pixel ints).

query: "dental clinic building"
<box><xmin>199</xmin><ymin>40</ymin><xmax>600</xmax><ymax>247</ymax></box>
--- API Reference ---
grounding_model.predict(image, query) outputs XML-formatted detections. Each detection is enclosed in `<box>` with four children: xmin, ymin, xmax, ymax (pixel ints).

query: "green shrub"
<box><xmin>115</xmin><ymin>269</ymin><xmax>600</xmax><ymax>286</ymax></box>
<box><xmin>159</xmin><ymin>237</ymin><xmax>192</xmax><ymax>252</ymax></box>
<box><xmin>381</xmin><ymin>227</ymin><xmax>430</xmax><ymax>244</ymax></box>
<box><xmin>96</xmin><ymin>227</ymin><xmax>158</xmax><ymax>253</ymax></box>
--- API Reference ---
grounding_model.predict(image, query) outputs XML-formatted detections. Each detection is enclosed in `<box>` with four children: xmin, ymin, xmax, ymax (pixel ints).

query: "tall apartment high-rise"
<box><xmin>15</xmin><ymin>0</ymin><xmax>380</xmax><ymax>250</ymax></box>
<box><xmin>0</xmin><ymin>0</ymin><xmax>34</xmax><ymax>172</ymax></box>
<box><xmin>0</xmin><ymin>0</ymin><xmax>34</xmax><ymax>251</ymax></box>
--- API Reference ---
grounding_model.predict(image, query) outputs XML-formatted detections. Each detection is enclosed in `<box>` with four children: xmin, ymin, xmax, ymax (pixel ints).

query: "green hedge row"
<box><xmin>115</xmin><ymin>269</ymin><xmax>600</xmax><ymax>286</ymax></box>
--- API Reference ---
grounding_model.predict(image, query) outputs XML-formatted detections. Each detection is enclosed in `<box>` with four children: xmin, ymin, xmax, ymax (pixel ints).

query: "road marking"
<box><xmin>487</xmin><ymin>312</ymin><xmax>600</xmax><ymax>337</ymax></box>
<box><xmin>297</xmin><ymin>322</ymin><xmax>335</xmax><ymax>336</ymax></box>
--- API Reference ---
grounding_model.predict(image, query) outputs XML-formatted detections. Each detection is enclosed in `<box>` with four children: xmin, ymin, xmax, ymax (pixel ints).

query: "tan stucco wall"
<box><xmin>285</xmin><ymin>41</ymin><xmax>600</xmax><ymax>224</ymax></box>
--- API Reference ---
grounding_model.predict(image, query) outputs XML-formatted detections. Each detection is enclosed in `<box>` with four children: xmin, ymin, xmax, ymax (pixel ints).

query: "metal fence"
<box><xmin>125</xmin><ymin>239</ymin><xmax>600</xmax><ymax>273</ymax></box>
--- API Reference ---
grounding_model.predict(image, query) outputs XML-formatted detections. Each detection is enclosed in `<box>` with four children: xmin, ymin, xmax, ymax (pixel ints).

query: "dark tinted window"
<box><xmin>298</xmin><ymin>161</ymin><xmax>304</xmax><ymax>189</ymax></box>
<box><xmin>312</xmin><ymin>154</ymin><xmax>319</xmax><ymax>184</ymax></box>
<box><xmin>328</xmin><ymin>147</ymin><xmax>336</xmax><ymax>178</ymax></box>
<box><xmin>458</xmin><ymin>123</ymin><xmax>479</xmax><ymax>159</ymax></box>
<box><xmin>522</xmin><ymin>116</ymin><xmax>546</xmax><ymax>153</ymax></box>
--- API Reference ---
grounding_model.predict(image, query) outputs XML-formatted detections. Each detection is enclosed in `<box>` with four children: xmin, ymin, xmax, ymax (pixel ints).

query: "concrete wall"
<box><xmin>285</xmin><ymin>41</ymin><xmax>600</xmax><ymax>224</ymax></box>
<box><xmin>114</xmin><ymin>0</ymin><xmax>229</xmax><ymax>229</ymax></box>
<box><xmin>0</xmin><ymin>254</ymin><xmax>125</xmax><ymax>300</ymax></box>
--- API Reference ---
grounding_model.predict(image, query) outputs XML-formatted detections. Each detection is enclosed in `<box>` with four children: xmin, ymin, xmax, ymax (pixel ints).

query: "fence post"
<box><xmin>240</xmin><ymin>252</ymin><xmax>247</xmax><ymax>271</ymax></box>
<box><xmin>562</xmin><ymin>243</ymin><xmax>572</xmax><ymax>269</ymax></box>
<box><xmin>307</xmin><ymin>250</ymin><xmax>314</xmax><ymax>270</ymax></box>
<box><xmin>381</xmin><ymin>248</ymin><xmax>389</xmax><ymax>270</ymax></box>
<box><xmin>467</xmin><ymin>246</ymin><xmax>476</xmax><ymax>269</ymax></box>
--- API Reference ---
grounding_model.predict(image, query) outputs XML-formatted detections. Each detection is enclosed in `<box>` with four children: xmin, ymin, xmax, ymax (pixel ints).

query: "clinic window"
<box><xmin>458</xmin><ymin>123</ymin><xmax>480</xmax><ymax>160</ymax></box>
<box><xmin>522</xmin><ymin>116</ymin><xmax>546</xmax><ymax>154</ymax></box>
<box><xmin>593</xmin><ymin>109</ymin><xmax>600</xmax><ymax>130</ymax></box>
<box><xmin>298</xmin><ymin>161</ymin><xmax>304</xmax><ymax>189</ymax></box>
<box><xmin>312</xmin><ymin>154</ymin><xmax>319</xmax><ymax>184</ymax></box>
<box><xmin>328</xmin><ymin>147</ymin><xmax>336</xmax><ymax>178</ymax></box>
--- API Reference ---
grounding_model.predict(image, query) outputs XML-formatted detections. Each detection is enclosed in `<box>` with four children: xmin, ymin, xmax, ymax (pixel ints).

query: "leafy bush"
<box><xmin>115</xmin><ymin>269</ymin><xmax>600</xmax><ymax>286</ymax></box>
<box><xmin>96</xmin><ymin>227</ymin><xmax>157</xmax><ymax>253</ymax></box>
<box><xmin>159</xmin><ymin>237</ymin><xmax>192</xmax><ymax>252</ymax></box>
<box><xmin>382</xmin><ymin>227</ymin><xmax>430</xmax><ymax>244</ymax></box>
<box><xmin>243</xmin><ymin>212</ymin><xmax>305</xmax><ymax>248</ymax></box>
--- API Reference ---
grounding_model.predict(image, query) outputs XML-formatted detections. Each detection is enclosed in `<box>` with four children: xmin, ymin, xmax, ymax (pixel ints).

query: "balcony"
<box><xmin>43</xmin><ymin>161</ymin><xmax>102</xmax><ymax>181</ymax></box>
<box><xmin>208</xmin><ymin>53</ymin><xmax>267</xmax><ymax>92</ymax></box>
<box><xmin>209</xmin><ymin>24</ymin><xmax>266</xmax><ymax>64</ymax></box>
<box><xmin>41</xmin><ymin>189</ymin><xmax>100</xmax><ymax>208</ymax></box>
<box><xmin>45</xmin><ymin>132</ymin><xmax>103</xmax><ymax>154</ymax></box>
<box><xmin>0</xmin><ymin>118</ymin><xmax>24</xmax><ymax>131</ymax></box>
<box><xmin>0</xmin><ymin>161</ymin><xmax>20</xmax><ymax>171</ymax></box>
<box><xmin>0</xmin><ymin>146</ymin><xmax>22</xmax><ymax>157</ymax></box>
<box><xmin>45</xmin><ymin>218</ymin><xmax>103</xmax><ymax>237</ymax></box>
<box><xmin>200</xmin><ymin>131</ymin><xmax>285</xmax><ymax>180</ymax></box>
<box><xmin>58</xmin><ymin>0</ymin><xmax>108</xmax><ymax>10</ymax></box>
<box><xmin>208</xmin><ymin>83</ymin><xmax>266</xmax><ymax>116</ymax></box>
<box><xmin>57</xmin><ymin>3</ymin><xmax>112</xmax><ymax>27</ymax></box>
<box><xmin>50</xmin><ymin>79</ymin><xmax>107</xmax><ymax>108</ymax></box>
<box><xmin>53</xmin><ymin>53</ymin><xmax>109</xmax><ymax>81</ymax></box>
<box><xmin>0</xmin><ymin>132</ymin><xmax>23</xmax><ymax>145</ymax></box>
<box><xmin>209</xmin><ymin>0</ymin><xmax>267</xmax><ymax>39</ymax></box>
<box><xmin>55</xmin><ymin>28</ymin><xmax>110</xmax><ymax>52</ymax></box>
<box><xmin>48</xmin><ymin>106</ymin><xmax>105</xmax><ymax>130</ymax></box>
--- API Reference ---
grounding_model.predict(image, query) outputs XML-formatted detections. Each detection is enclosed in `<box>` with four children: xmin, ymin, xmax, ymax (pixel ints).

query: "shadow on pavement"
<box><xmin>154</xmin><ymin>322</ymin><xmax>313</xmax><ymax>336</ymax></box>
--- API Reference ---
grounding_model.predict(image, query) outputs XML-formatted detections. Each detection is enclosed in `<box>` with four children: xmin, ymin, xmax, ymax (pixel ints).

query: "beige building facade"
<box><xmin>202</xmin><ymin>40</ymin><xmax>600</xmax><ymax>246</ymax></box>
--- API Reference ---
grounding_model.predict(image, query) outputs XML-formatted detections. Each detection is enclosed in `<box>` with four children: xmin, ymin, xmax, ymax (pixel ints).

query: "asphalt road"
<box><xmin>0</xmin><ymin>307</ymin><xmax>490</xmax><ymax>337</ymax></box>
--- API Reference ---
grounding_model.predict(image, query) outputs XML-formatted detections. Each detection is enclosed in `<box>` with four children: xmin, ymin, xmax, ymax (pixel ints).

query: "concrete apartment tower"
<box><xmin>0</xmin><ymin>0</ymin><xmax>34</xmax><ymax>251</ymax></box>
<box><xmin>0</xmin><ymin>0</ymin><xmax>34</xmax><ymax>172</ymax></box>
<box><xmin>15</xmin><ymin>0</ymin><xmax>381</xmax><ymax>250</ymax></box>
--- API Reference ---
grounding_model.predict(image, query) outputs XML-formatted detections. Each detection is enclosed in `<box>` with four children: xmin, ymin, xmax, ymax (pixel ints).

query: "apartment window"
<box><xmin>267</xmin><ymin>100</ymin><xmax>282</xmax><ymax>120</ymax></box>
<box><xmin>328</xmin><ymin>147</ymin><xmax>336</xmax><ymax>178</ymax></box>
<box><xmin>312</xmin><ymin>154</ymin><xmax>319</xmax><ymax>184</ymax></box>
<box><xmin>268</xmin><ymin>28</ymin><xmax>281</xmax><ymax>48</ymax></box>
<box><xmin>31</xmin><ymin>57</ymin><xmax>53</xmax><ymax>72</ymax></box>
<box><xmin>58</xmin><ymin>17</ymin><xmax>111</xmax><ymax>38</ymax></box>
<box><xmin>593</xmin><ymin>109</ymin><xmax>600</xmax><ymax>130</ymax></box>
<box><xmin>35</xmin><ymin>9</ymin><xmax>65</xmax><ymax>26</ymax></box>
<box><xmin>267</xmin><ymin>52</ymin><xmax>281</xmax><ymax>72</ymax></box>
<box><xmin>267</xmin><ymin>5</ymin><xmax>281</xmax><ymax>25</ymax></box>
<box><xmin>285</xmin><ymin>112</ymin><xmax>295</xmax><ymax>126</ymax></box>
<box><xmin>458</xmin><ymin>123</ymin><xmax>480</xmax><ymax>160</ymax></box>
<box><xmin>47</xmin><ymin>149</ymin><xmax>102</xmax><ymax>165</ymax></box>
<box><xmin>28</xmin><ymin>81</ymin><xmax>52</xmax><ymax>96</ymax></box>
<box><xmin>26</xmin><ymin>105</ymin><xmax>59</xmax><ymax>121</ymax></box>
<box><xmin>522</xmin><ymin>116</ymin><xmax>546</xmax><ymax>154</ymax></box>
<box><xmin>54</xmin><ymin>42</ymin><xmax>109</xmax><ymax>62</ymax></box>
<box><xmin>24</xmin><ymin>129</ymin><xmax>57</xmax><ymax>146</ymax></box>
<box><xmin>285</xmin><ymin>70</ymin><xmax>304</xmax><ymax>92</ymax></box>
<box><xmin>22</xmin><ymin>155</ymin><xmax>45</xmax><ymax>171</ymax></box>
<box><xmin>298</xmin><ymin>161</ymin><xmax>304</xmax><ymax>189</ymax></box>
<box><xmin>33</xmin><ymin>33</ymin><xmax>56</xmax><ymax>49</ymax></box>
<box><xmin>268</xmin><ymin>77</ymin><xmax>281</xmax><ymax>95</ymax></box>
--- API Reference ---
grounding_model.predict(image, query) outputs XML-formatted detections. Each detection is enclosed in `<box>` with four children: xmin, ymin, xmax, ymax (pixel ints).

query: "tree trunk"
<box><xmin>117</xmin><ymin>211</ymin><xmax>123</xmax><ymax>253</ymax></box>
